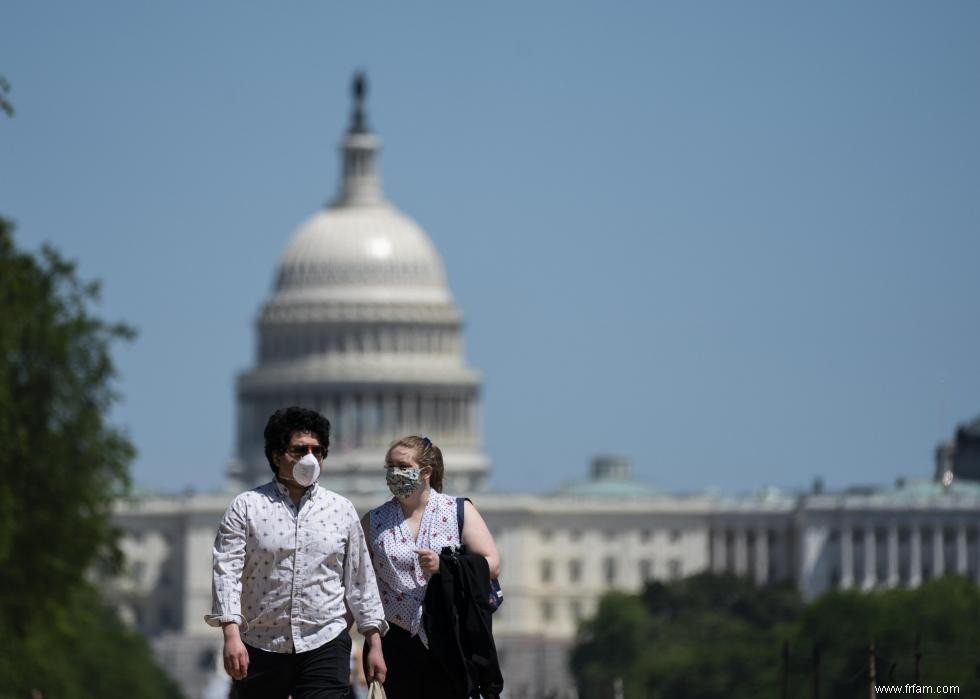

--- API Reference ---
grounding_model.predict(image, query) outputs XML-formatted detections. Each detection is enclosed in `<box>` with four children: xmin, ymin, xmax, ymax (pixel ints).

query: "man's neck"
<box><xmin>277</xmin><ymin>477</ymin><xmax>308</xmax><ymax>505</ymax></box>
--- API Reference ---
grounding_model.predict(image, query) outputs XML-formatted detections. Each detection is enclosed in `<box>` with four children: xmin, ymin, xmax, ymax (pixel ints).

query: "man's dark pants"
<box><xmin>233</xmin><ymin>630</ymin><xmax>353</xmax><ymax>699</ymax></box>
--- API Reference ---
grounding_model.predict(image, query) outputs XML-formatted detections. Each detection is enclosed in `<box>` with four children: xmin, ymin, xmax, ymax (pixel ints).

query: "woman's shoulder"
<box><xmin>432</xmin><ymin>491</ymin><xmax>462</xmax><ymax>508</ymax></box>
<box><xmin>437</xmin><ymin>492</ymin><xmax>476</xmax><ymax>507</ymax></box>
<box><xmin>367</xmin><ymin>497</ymin><xmax>398</xmax><ymax>518</ymax></box>
<box><xmin>365</xmin><ymin>497</ymin><xmax>401</xmax><ymax>530</ymax></box>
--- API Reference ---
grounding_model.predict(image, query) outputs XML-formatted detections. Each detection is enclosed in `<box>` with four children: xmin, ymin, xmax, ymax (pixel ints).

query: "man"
<box><xmin>206</xmin><ymin>406</ymin><xmax>387</xmax><ymax>698</ymax></box>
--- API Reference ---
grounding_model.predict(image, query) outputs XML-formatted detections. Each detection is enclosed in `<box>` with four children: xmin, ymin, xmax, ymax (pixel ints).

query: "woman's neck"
<box><xmin>397</xmin><ymin>485</ymin><xmax>431</xmax><ymax>516</ymax></box>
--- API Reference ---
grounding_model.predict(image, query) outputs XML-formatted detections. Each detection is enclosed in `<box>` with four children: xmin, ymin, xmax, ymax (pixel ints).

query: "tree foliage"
<box><xmin>0</xmin><ymin>218</ymin><xmax>182</xmax><ymax>697</ymax></box>
<box><xmin>0</xmin><ymin>216</ymin><xmax>134</xmax><ymax>626</ymax></box>
<box><xmin>0</xmin><ymin>584</ymin><xmax>184</xmax><ymax>699</ymax></box>
<box><xmin>572</xmin><ymin>573</ymin><xmax>980</xmax><ymax>699</ymax></box>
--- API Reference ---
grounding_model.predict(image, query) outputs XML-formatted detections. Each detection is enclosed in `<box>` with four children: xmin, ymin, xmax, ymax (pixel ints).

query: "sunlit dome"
<box><xmin>271</xmin><ymin>75</ymin><xmax>450</xmax><ymax>307</ymax></box>
<box><xmin>274</xmin><ymin>204</ymin><xmax>451</xmax><ymax>305</ymax></box>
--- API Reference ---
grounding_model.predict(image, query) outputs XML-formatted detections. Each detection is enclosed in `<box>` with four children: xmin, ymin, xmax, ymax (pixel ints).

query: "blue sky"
<box><xmin>4</xmin><ymin>2</ymin><xmax>979</xmax><ymax>495</ymax></box>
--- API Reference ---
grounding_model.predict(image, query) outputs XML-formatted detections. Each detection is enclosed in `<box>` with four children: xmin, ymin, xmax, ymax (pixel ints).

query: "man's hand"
<box><xmin>222</xmin><ymin>623</ymin><xmax>249</xmax><ymax>680</ymax></box>
<box><xmin>365</xmin><ymin>632</ymin><xmax>387</xmax><ymax>684</ymax></box>
<box><xmin>414</xmin><ymin>547</ymin><xmax>440</xmax><ymax>575</ymax></box>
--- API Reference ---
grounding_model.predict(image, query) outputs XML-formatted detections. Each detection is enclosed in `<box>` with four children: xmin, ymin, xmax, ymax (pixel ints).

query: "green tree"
<box><xmin>793</xmin><ymin>577</ymin><xmax>980</xmax><ymax>697</ymax></box>
<box><xmin>0</xmin><ymin>218</ymin><xmax>182</xmax><ymax>698</ymax></box>
<box><xmin>572</xmin><ymin>592</ymin><xmax>653</xmax><ymax>698</ymax></box>
<box><xmin>571</xmin><ymin>573</ymin><xmax>980</xmax><ymax>699</ymax></box>
<box><xmin>573</xmin><ymin>574</ymin><xmax>801</xmax><ymax>699</ymax></box>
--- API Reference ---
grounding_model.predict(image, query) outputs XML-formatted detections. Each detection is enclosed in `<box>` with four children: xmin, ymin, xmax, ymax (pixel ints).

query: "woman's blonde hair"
<box><xmin>386</xmin><ymin>435</ymin><xmax>445</xmax><ymax>492</ymax></box>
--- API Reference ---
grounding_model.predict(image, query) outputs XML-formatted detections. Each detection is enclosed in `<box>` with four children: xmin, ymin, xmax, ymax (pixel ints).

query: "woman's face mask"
<box><xmin>386</xmin><ymin>466</ymin><xmax>424</xmax><ymax>498</ymax></box>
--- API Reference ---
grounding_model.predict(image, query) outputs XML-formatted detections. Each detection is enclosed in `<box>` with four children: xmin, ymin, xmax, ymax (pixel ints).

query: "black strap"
<box><xmin>455</xmin><ymin>497</ymin><xmax>503</xmax><ymax>613</ymax></box>
<box><xmin>455</xmin><ymin>496</ymin><xmax>470</xmax><ymax>539</ymax></box>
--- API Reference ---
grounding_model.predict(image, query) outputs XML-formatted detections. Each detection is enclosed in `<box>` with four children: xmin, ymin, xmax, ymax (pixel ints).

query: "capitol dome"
<box><xmin>274</xmin><ymin>204</ymin><xmax>451</xmax><ymax>305</ymax></box>
<box><xmin>231</xmin><ymin>73</ymin><xmax>489</xmax><ymax>495</ymax></box>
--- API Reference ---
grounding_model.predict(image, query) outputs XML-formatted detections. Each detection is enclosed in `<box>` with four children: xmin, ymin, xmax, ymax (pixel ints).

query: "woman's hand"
<box><xmin>414</xmin><ymin>547</ymin><xmax>440</xmax><ymax>575</ymax></box>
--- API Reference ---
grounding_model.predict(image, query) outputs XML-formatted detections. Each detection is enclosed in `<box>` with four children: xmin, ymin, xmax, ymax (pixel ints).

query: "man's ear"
<box><xmin>272</xmin><ymin>449</ymin><xmax>288</xmax><ymax>472</ymax></box>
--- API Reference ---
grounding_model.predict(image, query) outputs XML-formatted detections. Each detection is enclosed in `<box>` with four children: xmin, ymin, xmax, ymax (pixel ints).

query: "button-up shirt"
<box><xmin>205</xmin><ymin>480</ymin><xmax>388</xmax><ymax>653</ymax></box>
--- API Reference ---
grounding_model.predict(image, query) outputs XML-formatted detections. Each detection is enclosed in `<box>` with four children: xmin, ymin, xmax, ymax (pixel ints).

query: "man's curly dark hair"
<box><xmin>263</xmin><ymin>406</ymin><xmax>331</xmax><ymax>473</ymax></box>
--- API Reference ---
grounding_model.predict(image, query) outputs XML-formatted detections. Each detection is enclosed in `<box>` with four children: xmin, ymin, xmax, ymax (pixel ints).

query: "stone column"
<box><xmin>455</xmin><ymin>395</ymin><xmax>466</xmax><ymax>445</ymax></box>
<box><xmin>364</xmin><ymin>394</ymin><xmax>377</xmax><ymax>446</ymax></box>
<box><xmin>933</xmin><ymin>524</ymin><xmax>944</xmax><ymax>578</ymax></box>
<box><xmin>863</xmin><ymin>526</ymin><xmax>876</xmax><ymax>590</ymax></box>
<box><xmin>887</xmin><ymin>522</ymin><xmax>899</xmax><ymax>587</ymax></box>
<box><xmin>402</xmin><ymin>393</ymin><xmax>416</xmax><ymax>432</ymax></box>
<box><xmin>421</xmin><ymin>394</ymin><xmax>430</xmax><ymax>437</ymax></box>
<box><xmin>840</xmin><ymin>523</ymin><xmax>853</xmax><ymax>589</ymax></box>
<box><xmin>448</xmin><ymin>396</ymin><xmax>460</xmax><ymax>446</ymax></box>
<box><xmin>734</xmin><ymin>528</ymin><xmax>748</xmax><ymax>576</ymax></box>
<box><xmin>467</xmin><ymin>398</ymin><xmax>477</xmax><ymax>441</ymax></box>
<box><xmin>956</xmin><ymin>523</ymin><xmax>968</xmax><ymax>575</ymax></box>
<box><xmin>352</xmin><ymin>394</ymin><xmax>363</xmax><ymax>445</ymax></box>
<box><xmin>432</xmin><ymin>394</ymin><xmax>446</xmax><ymax>444</ymax></box>
<box><xmin>909</xmin><ymin>522</ymin><xmax>921</xmax><ymax>586</ymax></box>
<box><xmin>383</xmin><ymin>394</ymin><xmax>398</xmax><ymax>445</ymax></box>
<box><xmin>337</xmin><ymin>394</ymin><xmax>350</xmax><ymax>450</ymax></box>
<box><xmin>755</xmin><ymin>526</ymin><xmax>769</xmax><ymax>585</ymax></box>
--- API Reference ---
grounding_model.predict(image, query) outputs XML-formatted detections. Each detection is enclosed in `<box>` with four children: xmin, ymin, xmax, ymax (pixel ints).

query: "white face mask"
<box><xmin>290</xmin><ymin>452</ymin><xmax>321</xmax><ymax>487</ymax></box>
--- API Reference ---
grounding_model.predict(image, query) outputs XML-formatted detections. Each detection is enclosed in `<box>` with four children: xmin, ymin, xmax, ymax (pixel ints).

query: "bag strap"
<box><xmin>457</xmin><ymin>496</ymin><xmax>504</xmax><ymax>613</ymax></box>
<box><xmin>455</xmin><ymin>496</ymin><xmax>471</xmax><ymax>541</ymax></box>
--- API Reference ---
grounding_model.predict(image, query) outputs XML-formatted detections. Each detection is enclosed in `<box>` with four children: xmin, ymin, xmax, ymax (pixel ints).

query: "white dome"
<box><xmin>234</xmin><ymin>73</ymin><xmax>489</xmax><ymax>494</ymax></box>
<box><xmin>272</xmin><ymin>202</ymin><xmax>452</xmax><ymax>305</ymax></box>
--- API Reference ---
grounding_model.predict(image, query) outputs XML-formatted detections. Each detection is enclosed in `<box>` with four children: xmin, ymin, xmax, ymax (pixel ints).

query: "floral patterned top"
<box><xmin>368</xmin><ymin>492</ymin><xmax>461</xmax><ymax>646</ymax></box>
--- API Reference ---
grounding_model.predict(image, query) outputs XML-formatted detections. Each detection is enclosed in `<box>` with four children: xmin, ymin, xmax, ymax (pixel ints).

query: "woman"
<box><xmin>362</xmin><ymin>436</ymin><xmax>501</xmax><ymax>698</ymax></box>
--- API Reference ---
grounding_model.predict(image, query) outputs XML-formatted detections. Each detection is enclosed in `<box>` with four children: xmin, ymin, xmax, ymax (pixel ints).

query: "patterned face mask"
<box><xmin>386</xmin><ymin>466</ymin><xmax>423</xmax><ymax>497</ymax></box>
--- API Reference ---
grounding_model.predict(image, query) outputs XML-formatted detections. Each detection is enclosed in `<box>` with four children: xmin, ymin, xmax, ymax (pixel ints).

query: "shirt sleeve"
<box><xmin>343</xmin><ymin>502</ymin><xmax>389</xmax><ymax>636</ymax></box>
<box><xmin>204</xmin><ymin>495</ymin><xmax>249</xmax><ymax>631</ymax></box>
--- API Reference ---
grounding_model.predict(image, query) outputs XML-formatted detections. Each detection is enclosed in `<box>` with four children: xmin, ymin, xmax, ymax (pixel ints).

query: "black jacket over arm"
<box><xmin>422</xmin><ymin>549</ymin><xmax>503</xmax><ymax>699</ymax></box>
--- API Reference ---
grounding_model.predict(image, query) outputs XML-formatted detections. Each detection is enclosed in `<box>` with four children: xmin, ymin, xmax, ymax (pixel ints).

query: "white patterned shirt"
<box><xmin>368</xmin><ymin>492</ymin><xmax>460</xmax><ymax>646</ymax></box>
<box><xmin>206</xmin><ymin>480</ymin><xmax>388</xmax><ymax>653</ymax></box>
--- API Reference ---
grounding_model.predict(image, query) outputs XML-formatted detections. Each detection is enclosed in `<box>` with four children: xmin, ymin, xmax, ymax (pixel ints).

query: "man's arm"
<box><xmin>346</xmin><ymin>506</ymin><xmax>389</xmax><ymax>682</ymax></box>
<box><xmin>204</xmin><ymin>497</ymin><xmax>250</xmax><ymax>679</ymax></box>
<box><xmin>362</xmin><ymin>628</ymin><xmax>386</xmax><ymax>683</ymax></box>
<box><xmin>343</xmin><ymin>506</ymin><xmax>388</xmax><ymax>635</ymax></box>
<box><xmin>221</xmin><ymin>622</ymin><xmax>248</xmax><ymax>681</ymax></box>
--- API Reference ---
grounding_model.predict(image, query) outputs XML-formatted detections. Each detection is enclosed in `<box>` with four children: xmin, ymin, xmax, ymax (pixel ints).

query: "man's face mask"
<box><xmin>291</xmin><ymin>452</ymin><xmax>321</xmax><ymax>487</ymax></box>
<box><xmin>386</xmin><ymin>466</ymin><xmax>423</xmax><ymax>497</ymax></box>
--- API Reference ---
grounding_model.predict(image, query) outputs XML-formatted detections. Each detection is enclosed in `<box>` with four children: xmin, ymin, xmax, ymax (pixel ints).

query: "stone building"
<box><xmin>108</xmin><ymin>77</ymin><xmax>980</xmax><ymax>699</ymax></box>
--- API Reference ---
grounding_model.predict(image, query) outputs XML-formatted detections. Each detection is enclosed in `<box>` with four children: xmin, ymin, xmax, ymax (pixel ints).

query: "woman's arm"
<box><xmin>461</xmin><ymin>500</ymin><xmax>501</xmax><ymax>579</ymax></box>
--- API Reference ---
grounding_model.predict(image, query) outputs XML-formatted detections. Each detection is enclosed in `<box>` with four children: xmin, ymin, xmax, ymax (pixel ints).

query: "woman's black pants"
<box><xmin>364</xmin><ymin>624</ymin><xmax>459</xmax><ymax>698</ymax></box>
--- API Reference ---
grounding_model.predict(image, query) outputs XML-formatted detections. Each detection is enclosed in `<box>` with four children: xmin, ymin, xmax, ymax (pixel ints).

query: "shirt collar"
<box><xmin>272</xmin><ymin>477</ymin><xmax>319</xmax><ymax>501</ymax></box>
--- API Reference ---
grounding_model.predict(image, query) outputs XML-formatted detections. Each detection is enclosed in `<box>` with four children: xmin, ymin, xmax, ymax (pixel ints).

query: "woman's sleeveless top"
<box><xmin>368</xmin><ymin>491</ymin><xmax>461</xmax><ymax>645</ymax></box>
